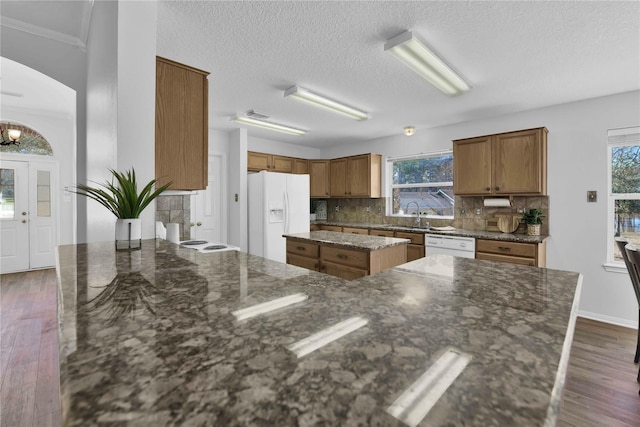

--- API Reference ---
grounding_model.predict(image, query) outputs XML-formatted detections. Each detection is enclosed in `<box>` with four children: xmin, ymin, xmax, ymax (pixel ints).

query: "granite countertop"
<box><xmin>56</xmin><ymin>239</ymin><xmax>581</xmax><ymax>426</ymax></box>
<box><xmin>311</xmin><ymin>221</ymin><xmax>549</xmax><ymax>244</ymax></box>
<box><xmin>284</xmin><ymin>230</ymin><xmax>410</xmax><ymax>251</ymax></box>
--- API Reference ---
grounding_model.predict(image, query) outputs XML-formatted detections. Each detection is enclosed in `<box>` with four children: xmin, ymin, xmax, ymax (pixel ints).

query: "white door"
<box><xmin>0</xmin><ymin>159</ymin><xmax>57</xmax><ymax>274</ymax></box>
<box><xmin>192</xmin><ymin>154</ymin><xmax>225</xmax><ymax>242</ymax></box>
<box><xmin>0</xmin><ymin>160</ymin><xmax>29</xmax><ymax>273</ymax></box>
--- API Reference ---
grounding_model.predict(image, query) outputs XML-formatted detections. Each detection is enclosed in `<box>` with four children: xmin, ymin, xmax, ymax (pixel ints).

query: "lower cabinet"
<box><xmin>286</xmin><ymin>239</ymin><xmax>407</xmax><ymax>280</ymax></box>
<box><xmin>475</xmin><ymin>239</ymin><xmax>546</xmax><ymax>267</ymax></box>
<box><xmin>370</xmin><ymin>229</ymin><xmax>425</xmax><ymax>262</ymax></box>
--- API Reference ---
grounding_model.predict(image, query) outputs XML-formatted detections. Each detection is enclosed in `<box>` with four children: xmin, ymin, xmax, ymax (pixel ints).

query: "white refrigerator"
<box><xmin>248</xmin><ymin>171</ymin><xmax>310</xmax><ymax>263</ymax></box>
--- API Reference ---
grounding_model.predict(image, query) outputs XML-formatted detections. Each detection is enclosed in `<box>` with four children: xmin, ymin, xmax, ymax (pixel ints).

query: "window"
<box><xmin>608</xmin><ymin>126</ymin><xmax>640</xmax><ymax>266</ymax></box>
<box><xmin>387</xmin><ymin>151</ymin><xmax>454</xmax><ymax>218</ymax></box>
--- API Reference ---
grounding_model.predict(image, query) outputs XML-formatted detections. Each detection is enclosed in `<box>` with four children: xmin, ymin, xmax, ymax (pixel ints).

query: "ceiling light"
<box><xmin>284</xmin><ymin>86</ymin><xmax>370</xmax><ymax>121</ymax></box>
<box><xmin>0</xmin><ymin>123</ymin><xmax>21</xmax><ymax>146</ymax></box>
<box><xmin>384</xmin><ymin>30</ymin><xmax>470</xmax><ymax>96</ymax></box>
<box><xmin>231</xmin><ymin>114</ymin><xmax>306</xmax><ymax>136</ymax></box>
<box><xmin>403</xmin><ymin>126</ymin><xmax>416</xmax><ymax>136</ymax></box>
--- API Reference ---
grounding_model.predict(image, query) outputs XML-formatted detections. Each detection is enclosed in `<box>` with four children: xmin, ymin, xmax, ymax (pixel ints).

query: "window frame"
<box><xmin>385</xmin><ymin>150</ymin><xmax>454</xmax><ymax>219</ymax></box>
<box><xmin>605</xmin><ymin>126</ymin><xmax>640</xmax><ymax>271</ymax></box>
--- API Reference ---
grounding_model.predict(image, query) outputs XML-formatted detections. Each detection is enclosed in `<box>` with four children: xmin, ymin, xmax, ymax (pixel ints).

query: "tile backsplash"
<box><xmin>156</xmin><ymin>195</ymin><xmax>191</xmax><ymax>240</ymax></box>
<box><xmin>317</xmin><ymin>195</ymin><xmax>549</xmax><ymax>235</ymax></box>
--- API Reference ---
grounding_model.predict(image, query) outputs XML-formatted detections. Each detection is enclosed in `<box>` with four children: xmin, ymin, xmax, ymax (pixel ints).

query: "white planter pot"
<box><xmin>115</xmin><ymin>218</ymin><xmax>142</xmax><ymax>250</ymax></box>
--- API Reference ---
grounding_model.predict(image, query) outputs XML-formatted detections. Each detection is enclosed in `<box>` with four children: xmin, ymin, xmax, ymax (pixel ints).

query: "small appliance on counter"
<box><xmin>315</xmin><ymin>200</ymin><xmax>327</xmax><ymax>220</ymax></box>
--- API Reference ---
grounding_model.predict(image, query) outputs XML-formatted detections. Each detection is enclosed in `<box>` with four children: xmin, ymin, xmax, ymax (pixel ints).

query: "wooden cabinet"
<box><xmin>286</xmin><ymin>237</ymin><xmax>408</xmax><ymax>280</ymax></box>
<box><xmin>247</xmin><ymin>151</ymin><xmax>301</xmax><ymax>173</ymax></box>
<box><xmin>330</xmin><ymin>154</ymin><xmax>382</xmax><ymax>198</ymax></box>
<box><xmin>369</xmin><ymin>229</ymin><xmax>394</xmax><ymax>237</ymax></box>
<box><xmin>342</xmin><ymin>227</ymin><xmax>369</xmax><ymax>235</ymax></box>
<box><xmin>155</xmin><ymin>56</ymin><xmax>209</xmax><ymax>190</ymax></box>
<box><xmin>453</xmin><ymin>128</ymin><xmax>547</xmax><ymax>196</ymax></box>
<box><xmin>310</xmin><ymin>160</ymin><xmax>331</xmax><ymax>197</ymax></box>
<box><xmin>318</xmin><ymin>224</ymin><xmax>342</xmax><ymax>232</ymax></box>
<box><xmin>395</xmin><ymin>231</ymin><xmax>425</xmax><ymax>262</ymax></box>
<box><xmin>294</xmin><ymin>159</ymin><xmax>309</xmax><ymax>174</ymax></box>
<box><xmin>475</xmin><ymin>239</ymin><xmax>546</xmax><ymax>267</ymax></box>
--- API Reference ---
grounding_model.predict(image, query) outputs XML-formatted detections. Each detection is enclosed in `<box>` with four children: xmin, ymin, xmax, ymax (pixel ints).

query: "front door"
<box><xmin>0</xmin><ymin>159</ymin><xmax>57</xmax><ymax>274</ymax></box>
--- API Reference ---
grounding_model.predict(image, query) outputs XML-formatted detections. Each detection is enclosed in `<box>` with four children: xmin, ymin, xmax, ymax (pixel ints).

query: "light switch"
<box><xmin>587</xmin><ymin>191</ymin><xmax>597</xmax><ymax>202</ymax></box>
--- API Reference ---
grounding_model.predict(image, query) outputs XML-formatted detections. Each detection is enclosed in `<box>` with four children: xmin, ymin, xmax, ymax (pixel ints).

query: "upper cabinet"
<box><xmin>155</xmin><ymin>56</ymin><xmax>210</xmax><ymax>190</ymax></box>
<box><xmin>309</xmin><ymin>160</ymin><xmax>330</xmax><ymax>197</ymax></box>
<box><xmin>453</xmin><ymin>127</ymin><xmax>548</xmax><ymax>196</ymax></box>
<box><xmin>330</xmin><ymin>154</ymin><xmax>382</xmax><ymax>198</ymax></box>
<box><xmin>247</xmin><ymin>151</ymin><xmax>308</xmax><ymax>174</ymax></box>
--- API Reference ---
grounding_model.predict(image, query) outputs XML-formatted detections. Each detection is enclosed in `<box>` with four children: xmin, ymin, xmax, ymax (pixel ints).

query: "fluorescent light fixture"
<box><xmin>384</xmin><ymin>31</ymin><xmax>470</xmax><ymax>96</ymax></box>
<box><xmin>287</xmin><ymin>316</ymin><xmax>368</xmax><ymax>358</ymax></box>
<box><xmin>231</xmin><ymin>293</ymin><xmax>308</xmax><ymax>321</ymax></box>
<box><xmin>231</xmin><ymin>114</ymin><xmax>306</xmax><ymax>136</ymax></box>
<box><xmin>284</xmin><ymin>86</ymin><xmax>370</xmax><ymax>121</ymax></box>
<box><xmin>387</xmin><ymin>348</ymin><xmax>471</xmax><ymax>427</ymax></box>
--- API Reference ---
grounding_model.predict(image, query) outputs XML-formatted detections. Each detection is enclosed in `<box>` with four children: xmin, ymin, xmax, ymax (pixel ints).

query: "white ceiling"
<box><xmin>2</xmin><ymin>1</ymin><xmax>639</xmax><ymax>148</ymax></box>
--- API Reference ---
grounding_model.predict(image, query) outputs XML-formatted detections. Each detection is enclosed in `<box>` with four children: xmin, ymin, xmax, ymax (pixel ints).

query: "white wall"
<box><xmin>248</xmin><ymin>136</ymin><xmax>322</xmax><ymax>159</ymax></box>
<box><xmin>228</xmin><ymin>129</ymin><xmax>248</xmax><ymax>250</ymax></box>
<box><xmin>117</xmin><ymin>1</ymin><xmax>157</xmax><ymax>239</ymax></box>
<box><xmin>321</xmin><ymin>90</ymin><xmax>640</xmax><ymax>327</ymax></box>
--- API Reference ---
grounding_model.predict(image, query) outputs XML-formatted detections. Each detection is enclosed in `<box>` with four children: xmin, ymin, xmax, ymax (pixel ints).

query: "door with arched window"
<box><xmin>0</xmin><ymin>123</ymin><xmax>57</xmax><ymax>274</ymax></box>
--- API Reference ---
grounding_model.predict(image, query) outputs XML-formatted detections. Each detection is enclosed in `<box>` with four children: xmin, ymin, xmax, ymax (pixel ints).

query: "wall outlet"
<box><xmin>365</xmin><ymin>206</ymin><xmax>371</xmax><ymax>213</ymax></box>
<box><xmin>587</xmin><ymin>191</ymin><xmax>597</xmax><ymax>202</ymax></box>
<box><xmin>475</xmin><ymin>208</ymin><xmax>482</xmax><ymax>215</ymax></box>
<box><xmin>517</xmin><ymin>207</ymin><xmax>524</xmax><ymax>214</ymax></box>
<box><xmin>335</xmin><ymin>205</ymin><xmax>339</xmax><ymax>212</ymax></box>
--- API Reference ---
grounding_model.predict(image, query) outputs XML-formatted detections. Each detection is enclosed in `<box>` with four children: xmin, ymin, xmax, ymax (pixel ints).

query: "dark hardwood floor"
<box><xmin>1</xmin><ymin>269</ymin><xmax>639</xmax><ymax>426</ymax></box>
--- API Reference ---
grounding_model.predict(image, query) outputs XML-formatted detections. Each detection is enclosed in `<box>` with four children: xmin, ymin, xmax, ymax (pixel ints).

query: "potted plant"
<box><xmin>73</xmin><ymin>168</ymin><xmax>171</xmax><ymax>250</ymax></box>
<box><xmin>522</xmin><ymin>208</ymin><xmax>544</xmax><ymax>236</ymax></box>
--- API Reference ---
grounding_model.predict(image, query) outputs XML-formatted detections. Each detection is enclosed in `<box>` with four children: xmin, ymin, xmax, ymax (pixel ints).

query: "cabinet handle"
<box><xmin>337</xmin><ymin>254</ymin><xmax>347</xmax><ymax>260</ymax></box>
<box><xmin>296</xmin><ymin>246</ymin><xmax>306</xmax><ymax>251</ymax></box>
<box><xmin>22</xmin><ymin>211</ymin><xmax>27</xmax><ymax>216</ymax></box>
<box><xmin>495</xmin><ymin>186</ymin><xmax>500</xmax><ymax>191</ymax></box>
<box><xmin>498</xmin><ymin>246</ymin><xmax>511</xmax><ymax>251</ymax></box>
<box><xmin>485</xmin><ymin>187</ymin><xmax>491</xmax><ymax>191</ymax></box>
<box><xmin>196</xmin><ymin>221</ymin><xmax>202</xmax><ymax>226</ymax></box>
<box><xmin>22</xmin><ymin>219</ymin><xmax>27</xmax><ymax>223</ymax></box>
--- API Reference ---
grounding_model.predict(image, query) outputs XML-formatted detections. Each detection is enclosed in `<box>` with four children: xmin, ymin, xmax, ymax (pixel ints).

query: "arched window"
<box><xmin>0</xmin><ymin>122</ymin><xmax>53</xmax><ymax>156</ymax></box>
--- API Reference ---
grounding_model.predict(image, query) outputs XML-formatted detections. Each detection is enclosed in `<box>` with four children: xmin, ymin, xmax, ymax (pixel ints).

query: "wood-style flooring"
<box><xmin>1</xmin><ymin>269</ymin><xmax>639</xmax><ymax>426</ymax></box>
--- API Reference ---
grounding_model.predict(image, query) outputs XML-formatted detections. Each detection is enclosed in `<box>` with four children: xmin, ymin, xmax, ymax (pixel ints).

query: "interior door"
<box><xmin>192</xmin><ymin>154</ymin><xmax>224</xmax><ymax>242</ymax></box>
<box><xmin>0</xmin><ymin>160</ymin><xmax>29</xmax><ymax>273</ymax></box>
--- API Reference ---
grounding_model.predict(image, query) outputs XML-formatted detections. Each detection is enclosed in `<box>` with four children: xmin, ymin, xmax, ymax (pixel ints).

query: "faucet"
<box><xmin>405</xmin><ymin>201</ymin><xmax>422</xmax><ymax>227</ymax></box>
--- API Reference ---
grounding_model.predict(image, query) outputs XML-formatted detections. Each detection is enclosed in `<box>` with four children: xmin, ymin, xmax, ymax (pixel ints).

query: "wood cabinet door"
<box><xmin>247</xmin><ymin>151</ymin><xmax>271</xmax><ymax>171</ymax></box>
<box><xmin>271</xmin><ymin>155</ymin><xmax>293</xmax><ymax>173</ymax></box>
<box><xmin>330</xmin><ymin>158</ymin><xmax>348</xmax><ymax>197</ymax></box>
<box><xmin>453</xmin><ymin>136</ymin><xmax>492</xmax><ymax>195</ymax></box>
<box><xmin>493</xmin><ymin>128</ymin><xmax>546</xmax><ymax>194</ymax></box>
<box><xmin>294</xmin><ymin>159</ymin><xmax>309</xmax><ymax>174</ymax></box>
<box><xmin>346</xmin><ymin>155</ymin><xmax>371</xmax><ymax>197</ymax></box>
<box><xmin>156</xmin><ymin>57</ymin><xmax>209</xmax><ymax>190</ymax></box>
<box><xmin>310</xmin><ymin>160</ymin><xmax>330</xmax><ymax>197</ymax></box>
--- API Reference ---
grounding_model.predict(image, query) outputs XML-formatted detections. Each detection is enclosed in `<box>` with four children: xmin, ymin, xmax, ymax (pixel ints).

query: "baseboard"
<box><xmin>577</xmin><ymin>310</ymin><xmax>637</xmax><ymax>329</ymax></box>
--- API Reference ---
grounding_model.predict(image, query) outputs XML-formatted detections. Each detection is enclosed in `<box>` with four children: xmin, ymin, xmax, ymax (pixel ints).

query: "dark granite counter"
<box><xmin>56</xmin><ymin>239</ymin><xmax>580</xmax><ymax>426</ymax></box>
<box><xmin>284</xmin><ymin>230</ymin><xmax>410</xmax><ymax>250</ymax></box>
<box><xmin>311</xmin><ymin>221</ymin><xmax>549</xmax><ymax>244</ymax></box>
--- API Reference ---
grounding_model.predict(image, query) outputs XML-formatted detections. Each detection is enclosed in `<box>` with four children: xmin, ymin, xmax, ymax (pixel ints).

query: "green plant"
<box><xmin>522</xmin><ymin>208</ymin><xmax>544</xmax><ymax>225</ymax></box>
<box><xmin>73</xmin><ymin>168</ymin><xmax>171</xmax><ymax>218</ymax></box>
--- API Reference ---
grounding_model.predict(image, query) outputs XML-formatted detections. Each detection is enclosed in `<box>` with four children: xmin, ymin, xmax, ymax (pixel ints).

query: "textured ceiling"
<box><xmin>2</xmin><ymin>1</ymin><xmax>639</xmax><ymax>149</ymax></box>
<box><xmin>157</xmin><ymin>1</ymin><xmax>640</xmax><ymax>148</ymax></box>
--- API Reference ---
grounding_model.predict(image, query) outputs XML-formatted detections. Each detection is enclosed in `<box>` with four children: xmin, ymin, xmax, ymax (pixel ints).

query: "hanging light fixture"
<box><xmin>404</xmin><ymin>126</ymin><xmax>416</xmax><ymax>136</ymax></box>
<box><xmin>0</xmin><ymin>124</ymin><xmax>21</xmax><ymax>146</ymax></box>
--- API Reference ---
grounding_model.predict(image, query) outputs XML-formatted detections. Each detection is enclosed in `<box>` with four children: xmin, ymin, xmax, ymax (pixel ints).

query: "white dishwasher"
<box><xmin>425</xmin><ymin>234</ymin><xmax>476</xmax><ymax>258</ymax></box>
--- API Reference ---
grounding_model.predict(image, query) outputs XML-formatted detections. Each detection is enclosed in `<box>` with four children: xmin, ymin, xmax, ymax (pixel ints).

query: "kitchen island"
<box><xmin>284</xmin><ymin>230</ymin><xmax>410</xmax><ymax>279</ymax></box>
<box><xmin>56</xmin><ymin>240</ymin><xmax>581</xmax><ymax>426</ymax></box>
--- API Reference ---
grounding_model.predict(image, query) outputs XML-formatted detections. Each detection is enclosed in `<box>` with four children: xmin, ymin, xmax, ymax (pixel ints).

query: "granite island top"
<box><xmin>311</xmin><ymin>221</ymin><xmax>549</xmax><ymax>244</ymax></box>
<box><xmin>56</xmin><ymin>239</ymin><xmax>581</xmax><ymax>426</ymax></box>
<box><xmin>284</xmin><ymin>230</ymin><xmax>410</xmax><ymax>250</ymax></box>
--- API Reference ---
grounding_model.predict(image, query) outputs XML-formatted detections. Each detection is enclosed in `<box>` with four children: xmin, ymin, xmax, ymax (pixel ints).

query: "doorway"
<box><xmin>0</xmin><ymin>159</ymin><xmax>57</xmax><ymax>274</ymax></box>
<box><xmin>191</xmin><ymin>153</ymin><xmax>227</xmax><ymax>243</ymax></box>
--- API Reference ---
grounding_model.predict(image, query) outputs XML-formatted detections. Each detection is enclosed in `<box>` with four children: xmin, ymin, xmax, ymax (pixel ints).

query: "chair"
<box><xmin>615</xmin><ymin>237</ymin><xmax>640</xmax><ymax>364</ymax></box>
<box><xmin>621</xmin><ymin>241</ymin><xmax>640</xmax><ymax>385</ymax></box>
